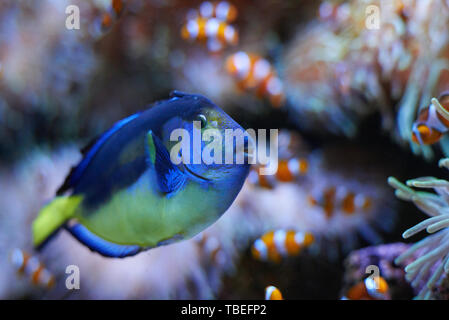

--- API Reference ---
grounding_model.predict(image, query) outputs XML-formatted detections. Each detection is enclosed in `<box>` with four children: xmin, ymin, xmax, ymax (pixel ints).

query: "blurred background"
<box><xmin>2</xmin><ymin>0</ymin><xmax>449</xmax><ymax>299</ymax></box>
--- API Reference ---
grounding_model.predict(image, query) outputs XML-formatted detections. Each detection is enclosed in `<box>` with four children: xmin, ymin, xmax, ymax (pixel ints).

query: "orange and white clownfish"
<box><xmin>10</xmin><ymin>248</ymin><xmax>55</xmax><ymax>289</ymax></box>
<box><xmin>93</xmin><ymin>0</ymin><xmax>125</xmax><ymax>36</ymax></box>
<box><xmin>186</xmin><ymin>1</ymin><xmax>238</xmax><ymax>23</ymax></box>
<box><xmin>251</xmin><ymin>230</ymin><xmax>314</xmax><ymax>263</ymax></box>
<box><xmin>265</xmin><ymin>285</ymin><xmax>283</xmax><ymax>300</ymax></box>
<box><xmin>181</xmin><ymin>17</ymin><xmax>238</xmax><ymax>52</ymax></box>
<box><xmin>225</xmin><ymin>51</ymin><xmax>285</xmax><ymax>107</ymax></box>
<box><xmin>308</xmin><ymin>186</ymin><xmax>372</xmax><ymax>219</ymax></box>
<box><xmin>248</xmin><ymin>157</ymin><xmax>308</xmax><ymax>189</ymax></box>
<box><xmin>341</xmin><ymin>276</ymin><xmax>389</xmax><ymax>300</ymax></box>
<box><xmin>412</xmin><ymin>93</ymin><xmax>449</xmax><ymax>145</ymax></box>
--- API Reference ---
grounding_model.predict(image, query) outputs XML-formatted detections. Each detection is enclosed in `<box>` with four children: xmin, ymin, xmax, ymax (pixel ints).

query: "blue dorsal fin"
<box><xmin>66</xmin><ymin>222</ymin><xmax>144</xmax><ymax>258</ymax></box>
<box><xmin>57</xmin><ymin>113</ymin><xmax>141</xmax><ymax>195</ymax></box>
<box><xmin>146</xmin><ymin>130</ymin><xmax>186</xmax><ymax>195</ymax></box>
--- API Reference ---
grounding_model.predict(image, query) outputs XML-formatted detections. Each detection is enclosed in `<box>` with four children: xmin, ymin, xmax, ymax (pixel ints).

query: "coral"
<box><xmin>0</xmin><ymin>137</ymin><xmax>399</xmax><ymax>299</ymax></box>
<box><xmin>342</xmin><ymin>243</ymin><xmax>415</xmax><ymax>299</ymax></box>
<box><xmin>0</xmin><ymin>144</ymin><xmax>312</xmax><ymax>299</ymax></box>
<box><xmin>389</xmin><ymin>159</ymin><xmax>449</xmax><ymax>299</ymax></box>
<box><xmin>284</xmin><ymin>0</ymin><xmax>449</xmax><ymax>159</ymax></box>
<box><xmin>1</xmin><ymin>0</ymin><xmax>443</xmax><ymax>301</ymax></box>
<box><xmin>245</xmin><ymin>141</ymin><xmax>397</xmax><ymax>261</ymax></box>
<box><xmin>0</xmin><ymin>145</ymin><xmax>254</xmax><ymax>299</ymax></box>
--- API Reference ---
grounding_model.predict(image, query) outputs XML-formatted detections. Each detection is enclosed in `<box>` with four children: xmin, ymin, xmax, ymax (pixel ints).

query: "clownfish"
<box><xmin>181</xmin><ymin>17</ymin><xmax>238</xmax><ymax>52</ymax></box>
<box><xmin>225</xmin><ymin>52</ymin><xmax>285</xmax><ymax>107</ymax></box>
<box><xmin>93</xmin><ymin>0</ymin><xmax>125</xmax><ymax>37</ymax></box>
<box><xmin>248</xmin><ymin>157</ymin><xmax>308</xmax><ymax>189</ymax></box>
<box><xmin>308</xmin><ymin>186</ymin><xmax>372</xmax><ymax>219</ymax></box>
<box><xmin>187</xmin><ymin>1</ymin><xmax>238</xmax><ymax>23</ymax></box>
<box><xmin>10</xmin><ymin>249</ymin><xmax>55</xmax><ymax>289</ymax></box>
<box><xmin>195</xmin><ymin>233</ymin><xmax>226</xmax><ymax>267</ymax></box>
<box><xmin>277</xmin><ymin>130</ymin><xmax>306</xmax><ymax>158</ymax></box>
<box><xmin>251</xmin><ymin>229</ymin><xmax>314</xmax><ymax>263</ymax></box>
<box><xmin>411</xmin><ymin>94</ymin><xmax>449</xmax><ymax>145</ymax></box>
<box><xmin>318</xmin><ymin>1</ymin><xmax>350</xmax><ymax>24</ymax></box>
<box><xmin>265</xmin><ymin>285</ymin><xmax>283</xmax><ymax>300</ymax></box>
<box><xmin>341</xmin><ymin>276</ymin><xmax>389</xmax><ymax>300</ymax></box>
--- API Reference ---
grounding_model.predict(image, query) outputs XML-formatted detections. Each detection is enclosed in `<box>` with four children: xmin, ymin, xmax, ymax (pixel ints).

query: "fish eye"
<box><xmin>196</xmin><ymin>114</ymin><xmax>207</xmax><ymax>128</ymax></box>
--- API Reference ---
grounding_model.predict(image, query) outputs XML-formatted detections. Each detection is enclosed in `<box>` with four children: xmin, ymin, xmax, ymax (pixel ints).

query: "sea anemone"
<box><xmin>388</xmin><ymin>159</ymin><xmax>449</xmax><ymax>299</ymax></box>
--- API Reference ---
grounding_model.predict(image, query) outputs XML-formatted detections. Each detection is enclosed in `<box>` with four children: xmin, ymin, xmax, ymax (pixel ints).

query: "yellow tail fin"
<box><xmin>32</xmin><ymin>196</ymin><xmax>83</xmax><ymax>248</ymax></box>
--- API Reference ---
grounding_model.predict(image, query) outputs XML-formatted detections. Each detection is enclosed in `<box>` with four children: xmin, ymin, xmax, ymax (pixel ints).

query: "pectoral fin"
<box><xmin>146</xmin><ymin>130</ymin><xmax>186</xmax><ymax>195</ymax></box>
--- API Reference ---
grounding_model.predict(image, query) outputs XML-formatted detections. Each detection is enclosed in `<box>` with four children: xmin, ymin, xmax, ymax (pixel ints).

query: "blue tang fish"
<box><xmin>33</xmin><ymin>91</ymin><xmax>251</xmax><ymax>258</ymax></box>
